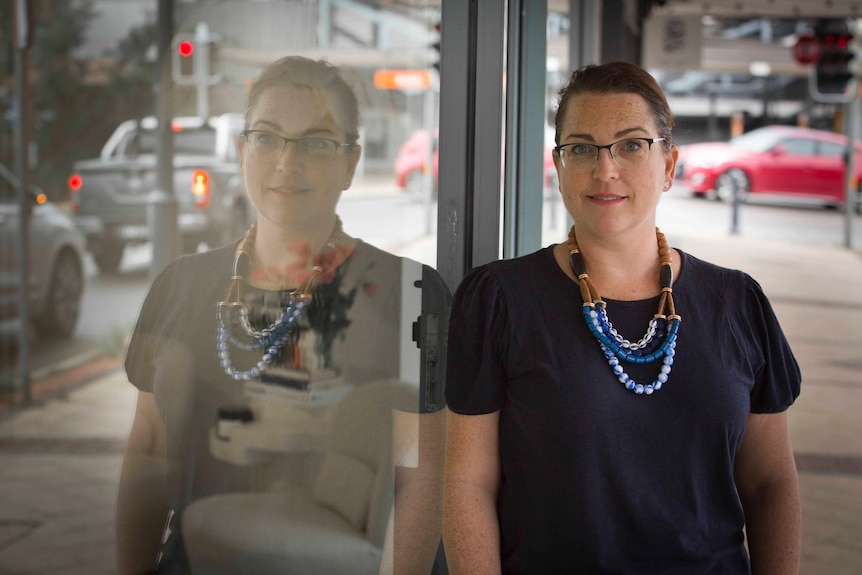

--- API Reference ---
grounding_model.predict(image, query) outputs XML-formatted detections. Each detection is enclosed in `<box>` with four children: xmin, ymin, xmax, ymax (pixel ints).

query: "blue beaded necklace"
<box><xmin>216</xmin><ymin>219</ymin><xmax>344</xmax><ymax>381</ymax></box>
<box><xmin>567</xmin><ymin>226</ymin><xmax>681</xmax><ymax>395</ymax></box>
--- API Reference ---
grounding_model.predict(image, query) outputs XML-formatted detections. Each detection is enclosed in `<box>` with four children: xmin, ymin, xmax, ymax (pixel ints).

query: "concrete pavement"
<box><xmin>0</xmin><ymin>228</ymin><xmax>860</xmax><ymax>574</ymax></box>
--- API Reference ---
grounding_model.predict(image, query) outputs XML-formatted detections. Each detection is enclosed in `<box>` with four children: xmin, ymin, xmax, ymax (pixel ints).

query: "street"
<box><xmin>2</xmin><ymin>184</ymin><xmax>861</xmax><ymax>386</ymax></box>
<box><xmin>0</xmin><ymin>187</ymin><xmax>432</xmax><ymax>384</ymax></box>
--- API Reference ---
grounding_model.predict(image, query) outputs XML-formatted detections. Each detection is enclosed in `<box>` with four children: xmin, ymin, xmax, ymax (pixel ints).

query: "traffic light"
<box><xmin>813</xmin><ymin>19</ymin><xmax>857</xmax><ymax>98</ymax></box>
<box><xmin>171</xmin><ymin>24</ymin><xmax>221</xmax><ymax>86</ymax></box>
<box><xmin>178</xmin><ymin>39</ymin><xmax>194</xmax><ymax>58</ymax></box>
<box><xmin>172</xmin><ymin>33</ymin><xmax>196</xmax><ymax>82</ymax></box>
<box><xmin>430</xmin><ymin>21</ymin><xmax>441</xmax><ymax>74</ymax></box>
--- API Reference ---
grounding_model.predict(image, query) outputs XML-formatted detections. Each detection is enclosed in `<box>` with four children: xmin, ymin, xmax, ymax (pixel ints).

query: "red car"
<box><xmin>677</xmin><ymin>125</ymin><xmax>862</xmax><ymax>210</ymax></box>
<box><xmin>394</xmin><ymin>129</ymin><xmax>558</xmax><ymax>199</ymax></box>
<box><xmin>394</xmin><ymin>129</ymin><xmax>439</xmax><ymax>199</ymax></box>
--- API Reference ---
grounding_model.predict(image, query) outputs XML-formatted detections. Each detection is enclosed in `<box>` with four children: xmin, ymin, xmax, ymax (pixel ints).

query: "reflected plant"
<box><xmin>305</xmin><ymin>254</ymin><xmax>376</xmax><ymax>369</ymax></box>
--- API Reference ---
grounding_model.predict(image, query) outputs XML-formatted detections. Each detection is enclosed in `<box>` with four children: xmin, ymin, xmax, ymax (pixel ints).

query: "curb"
<box><xmin>0</xmin><ymin>352</ymin><xmax>123</xmax><ymax>417</ymax></box>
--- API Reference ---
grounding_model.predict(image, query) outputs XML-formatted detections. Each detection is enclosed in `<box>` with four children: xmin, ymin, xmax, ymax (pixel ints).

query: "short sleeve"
<box><xmin>124</xmin><ymin>258</ymin><xmax>186</xmax><ymax>393</ymax></box>
<box><xmin>444</xmin><ymin>266</ymin><xmax>509</xmax><ymax>414</ymax></box>
<box><xmin>744</xmin><ymin>274</ymin><xmax>801</xmax><ymax>413</ymax></box>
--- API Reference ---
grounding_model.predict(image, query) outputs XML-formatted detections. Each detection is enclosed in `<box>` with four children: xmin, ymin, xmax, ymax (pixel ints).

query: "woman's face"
<box><xmin>554</xmin><ymin>91</ymin><xmax>677</xmax><ymax>238</ymax></box>
<box><xmin>239</xmin><ymin>85</ymin><xmax>361</xmax><ymax>231</ymax></box>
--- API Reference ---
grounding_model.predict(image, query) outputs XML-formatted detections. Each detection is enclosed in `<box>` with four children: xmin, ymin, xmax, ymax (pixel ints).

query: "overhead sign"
<box><xmin>373</xmin><ymin>69</ymin><xmax>430</xmax><ymax>90</ymax></box>
<box><xmin>792</xmin><ymin>34</ymin><xmax>820</xmax><ymax>65</ymax></box>
<box><xmin>642</xmin><ymin>14</ymin><xmax>702</xmax><ymax>71</ymax></box>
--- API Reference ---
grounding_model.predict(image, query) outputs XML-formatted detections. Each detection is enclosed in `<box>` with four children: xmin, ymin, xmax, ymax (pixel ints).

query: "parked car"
<box><xmin>0</xmin><ymin>162</ymin><xmax>86</xmax><ymax>339</ymax></box>
<box><xmin>676</xmin><ymin>125</ymin><xmax>862</xmax><ymax>211</ymax></box>
<box><xmin>69</xmin><ymin>113</ymin><xmax>253</xmax><ymax>273</ymax></box>
<box><xmin>394</xmin><ymin>128</ymin><xmax>559</xmax><ymax>199</ymax></box>
<box><xmin>394</xmin><ymin>129</ymin><xmax>439</xmax><ymax>200</ymax></box>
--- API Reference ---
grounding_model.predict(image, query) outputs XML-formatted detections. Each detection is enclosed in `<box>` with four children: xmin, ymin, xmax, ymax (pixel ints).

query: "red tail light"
<box><xmin>68</xmin><ymin>173</ymin><xmax>83</xmax><ymax>213</ymax></box>
<box><xmin>191</xmin><ymin>169</ymin><xmax>211</xmax><ymax>209</ymax></box>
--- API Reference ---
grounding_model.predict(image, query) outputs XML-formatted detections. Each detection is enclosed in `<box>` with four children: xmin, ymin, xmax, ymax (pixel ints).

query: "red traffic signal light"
<box><xmin>810</xmin><ymin>19</ymin><xmax>857</xmax><ymax>101</ymax></box>
<box><xmin>178</xmin><ymin>40</ymin><xmax>194</xmax><ymax>57</ymax></box>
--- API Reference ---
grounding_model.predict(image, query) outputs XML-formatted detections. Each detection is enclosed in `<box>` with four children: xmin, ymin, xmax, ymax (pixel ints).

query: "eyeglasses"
<box><xmin>241</xmin><ymin>130</ymin><xmax>354</xmax><ymax>160</ymax></box>
<box><xmin>555</xmin><ymin>137</ymin><xmax>666</xmax><ymax>173</ymax></box>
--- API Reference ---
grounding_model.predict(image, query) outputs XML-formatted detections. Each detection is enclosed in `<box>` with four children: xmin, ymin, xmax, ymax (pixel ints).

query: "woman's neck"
<box><xmin>255</xmin><ymin>217</ymin><xmax>336</xmax><ymax>263</ymax></box>
<box><xmin>244</xmin><ymin>215</ymin><xmax>355</xmax><ymax>290</ymax></box>
<box><xmin>559</xmin><ymin>225</ymin><xmax>674</xmax><ymax>301</ymax></box>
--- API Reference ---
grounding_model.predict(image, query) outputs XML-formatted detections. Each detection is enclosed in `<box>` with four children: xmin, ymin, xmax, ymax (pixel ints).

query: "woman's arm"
<box><xmin>733</xmin><ymin>411</ymin><xmax>801</xmax><ymax>575</ymax></box>
<box><xmin>379</xmin><ymin>409</ymin><xmax>446</xmax><ymax>575</ymax></box>
<box><xmin>443</xmin><ymin>409</ymin><xmax>502</xmax><ymax>575</ymax></box>
<box><xmin>116</xmin><ymin>390</ymin><xmax>169</xmax><ymax>575</ymax></box>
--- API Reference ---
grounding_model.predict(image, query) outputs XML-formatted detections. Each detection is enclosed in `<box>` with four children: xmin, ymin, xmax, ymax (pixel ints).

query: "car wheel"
<box><xmin>93</xmin><ymin>241</ymin><xmax>125</xmax><ymax>274</ymax></box>
<box><xmin>715</xmin><ymin>169</ymin><xmax>750</xmax><ymax>203</ymax></box>
<box><xmin>32</xmin><ymin>249</ymin><xmax>83</xmax><ymax>339</ymax></box>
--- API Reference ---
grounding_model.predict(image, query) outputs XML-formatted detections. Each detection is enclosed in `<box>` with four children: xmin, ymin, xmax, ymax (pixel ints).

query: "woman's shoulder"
<box><xmin>143</xmin><ymin>244</ymin><xmax>236</xmax><ymax>308</ymax></box>
<box><xmin>352</xmin><ymin>240</ymin><xmax>402</xmax><ymax>268</ymax></box>
<box><xmin>461</xmin><ymin>246</ymin><xmax>557</xmax><ymax>290</ymax></box>
<box><xmin>468</xmin><ymin>246</ymin><xmax>558</xmax><ymax>289</ymax></box>
<box><xmin>478</xmin><ymin>245</ymin><xmax>555</xmax><ymax>275</ymax></box>
<box><xmin>677</xmin><ymin>248</ymin><xmax>764</xmax><ymax>297</ymax></box>
<box><xmin>158</xmin><ymin>243</ymin><xmax>236</xmax><ymax>282</ymax></box>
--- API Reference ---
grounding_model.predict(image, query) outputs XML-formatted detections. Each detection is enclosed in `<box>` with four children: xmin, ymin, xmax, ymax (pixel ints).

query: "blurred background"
<box><xmin>1</xmin><ymin>1</ymin><xmax>861</xmax><ymax>573</ymax></box>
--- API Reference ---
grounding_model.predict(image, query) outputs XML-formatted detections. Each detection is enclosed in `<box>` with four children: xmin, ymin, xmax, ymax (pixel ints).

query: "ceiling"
<box><xmin>650</xmin><ymin>0</ymin><xmax>862</xmax><ymax>18</ymax></box>
<box><xmin>392</xmin><ymin>0</ymin><xmax>861</xmax><ymax>21</ymax></box>
<box><xmin>544</xmin><ymin>0</ymin><xmax>862</xmax><ymax>19</ymax></box>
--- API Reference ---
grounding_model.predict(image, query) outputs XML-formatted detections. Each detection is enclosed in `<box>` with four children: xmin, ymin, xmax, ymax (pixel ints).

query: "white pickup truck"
<box><xmin>69</xmin><ymin>113</ymin><xmax>253</xmax><ymax>273</ymax></box>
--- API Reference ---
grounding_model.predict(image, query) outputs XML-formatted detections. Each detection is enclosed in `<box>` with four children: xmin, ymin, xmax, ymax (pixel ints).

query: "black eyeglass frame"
<box><xmin>554</xmin><ymin>137</ymin><xmax>667</xmax><ymax>167</ymax></box>
<box><xmin>240</xmin><ymin>130</ymin><xmax>356</xmax><ymax>156</ymax></box>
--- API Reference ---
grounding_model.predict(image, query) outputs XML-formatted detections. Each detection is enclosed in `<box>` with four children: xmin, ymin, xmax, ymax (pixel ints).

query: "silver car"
<box><xmin>0</xmin><ymin>162</ymin><xmax>86</xmax><ymax>339</ymax></box>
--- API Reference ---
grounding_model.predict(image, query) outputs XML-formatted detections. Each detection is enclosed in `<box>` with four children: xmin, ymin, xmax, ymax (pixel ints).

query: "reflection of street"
<box><xmin>0</xmin><ymin>244</ymin><xmax>151</xmax><ymax>383</ymax></box>
<box><xmin>3</xmin><ymin>183</ymin><xmax>861</xmax><ymax>385</ymax></box>
<box><xmin>543</xmin><ymin>184</ymin><xmax>862</xmax><ymax>248</ymax></box>
<box><xmin>339</xmin><ymin>191</ymin><xmax>436</xmax><ymax>261</ymax></box>
<box><xmin>0</xmin><ymin>186</ymin><xmax>435</xmax><ymax>383</ymax></box>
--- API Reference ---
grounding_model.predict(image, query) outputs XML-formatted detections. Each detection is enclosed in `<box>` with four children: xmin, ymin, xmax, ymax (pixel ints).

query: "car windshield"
<box><xmin>135</xmin><ymin>127</ymin><xmax>217</xmax><ymax>155</ymax></box>
<box><xmin>727</xmin><ymin>128</ymin><xmax>786</xmax><ymax>152</ymax></box>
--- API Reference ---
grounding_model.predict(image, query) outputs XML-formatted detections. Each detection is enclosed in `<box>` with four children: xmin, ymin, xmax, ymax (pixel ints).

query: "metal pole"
<box><xmin>845</xmin><ymin>21</ymin><xmax>861</xmax><ymax>249</ymax></box>
<box><xmin>730</xmin><ymin>180</ymin><xmax>741</xmax><ymax>235</ymax></box>
<box><xmin>13</xmin><ymin>0</ymin><xmax>32</xmax><ymax>404</ymax></box>
<box><xmin>845</xmin><ymin>93</ymin><xmax>858</xmax><ymax>249</ymax></box>
<box><xmin>422</xmin><ymin>84</ymin><xmax>437</xmax><ymax>235</ymax></box>
<box><xmin>195</xmin><ymin>22</ymin><xmax>210</xmax><ymax>120</ymax></box>
<box><xmin>149</xmin><ymin>0</ymin><xmax>178</xmax><ymax>280</ymax></box>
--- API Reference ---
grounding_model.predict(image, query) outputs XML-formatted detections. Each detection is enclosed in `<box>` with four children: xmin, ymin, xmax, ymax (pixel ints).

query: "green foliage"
<box><xmin>1</xmin><ymin>0</ymin><xmax>157</xmax><ymax>200</ymax></box>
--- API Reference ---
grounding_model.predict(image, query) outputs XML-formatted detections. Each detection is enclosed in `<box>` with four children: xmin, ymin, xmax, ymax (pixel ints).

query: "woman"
<box><xmin>442</xmin><ymin>61</ymin><xmax>801</xmax><ymax>574</ymax></box>
<box><xmin>117</xmin><ymin>56</ymin><xmax>443</xmax><ymax>575</ymax></box>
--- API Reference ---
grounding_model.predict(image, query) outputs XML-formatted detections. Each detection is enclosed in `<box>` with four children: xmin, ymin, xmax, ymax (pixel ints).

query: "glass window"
<box><xmin>778</xmin><ymin>138</ymin><xmax>816</xmax><ymax>155</ymax></box>
<box><xmin>819</xmin><ymin>141</ymin><xmax>846</xmax><ymax>157</ymax></box>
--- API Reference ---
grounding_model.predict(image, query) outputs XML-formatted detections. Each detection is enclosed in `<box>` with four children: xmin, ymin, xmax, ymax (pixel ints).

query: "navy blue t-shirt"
<box><xmin>445</xmin><ymin>246</ymin><xmax>801</xmax><ymax>575</ymax></box>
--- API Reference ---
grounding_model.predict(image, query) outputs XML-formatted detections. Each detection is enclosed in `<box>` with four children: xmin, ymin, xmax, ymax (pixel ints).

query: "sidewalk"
<box><xmin>0</xmin><ymin>230</ymin><xmax>860</xmax><ymax>574</ymax></box>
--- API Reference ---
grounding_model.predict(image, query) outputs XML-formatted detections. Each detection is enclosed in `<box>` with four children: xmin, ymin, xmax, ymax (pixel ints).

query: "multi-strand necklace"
<box><xmin>567</xmin><ymin>226</ymin><xmax>681</xmax><ymax>395</ymax></box>
<box><xmin>216</xmin><ymin>218</ymin><xmax>345</xmax><ymax>382</ymax></box>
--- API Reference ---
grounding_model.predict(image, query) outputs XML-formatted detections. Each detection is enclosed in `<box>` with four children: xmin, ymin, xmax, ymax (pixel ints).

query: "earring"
<box><xmin>344</xmin><ymin>180</ymin><xmax>351</xmax><ymax>189</ymax></box>
<box><xmin>664</xmin><ymin>181</ymin><xmax>670</xmax><ymax>189</ymax></box>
